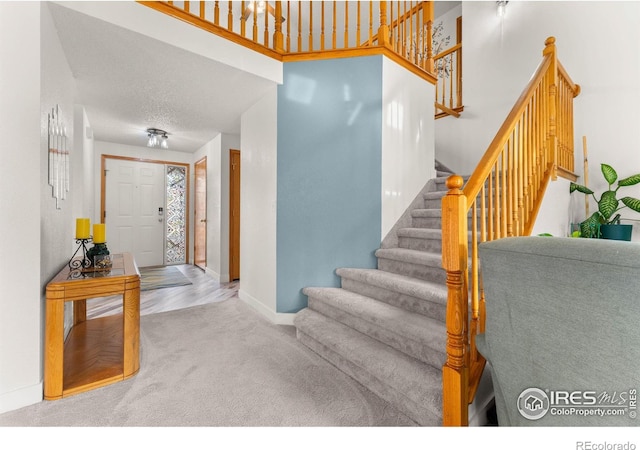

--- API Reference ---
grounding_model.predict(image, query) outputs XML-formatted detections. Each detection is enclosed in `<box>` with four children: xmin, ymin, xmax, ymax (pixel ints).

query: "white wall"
<box><xmin>436</xmin><ymin>1</ymin><xmax>640</xmax><ymax>239</ymax></box>
<box><xmin>381</xmin><ymin>58</ymin><xmax>435</xmax><ymax>238</ymax></box>
<box><xmin>0</xmin><ymin>2</ymin><xmax>43</xmax><ymax>414</ymax></box>
<box><xmin>238</xmin><ymin>88</ymin><xmax>278</xmax><ymax>321</ymax></box>
<box><xmin>55</xmin><ymin>0</ymin><xmax>282</xmax><ymax>85</ymax></box>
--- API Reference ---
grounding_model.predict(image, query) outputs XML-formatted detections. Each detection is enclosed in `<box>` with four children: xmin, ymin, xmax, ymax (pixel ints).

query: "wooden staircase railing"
<box><xmin>138</xmin><ymin>1</ymin><xmax>437</xmax><ymax>83</ymax></box>
<box><xmin>441</xmin><ymin>37</ymin><xmax>580</xmax><ymax>426</ymax></box>
<box><xmin>434</xmin><ymin>16</ymin><xmax>462</xmax><ymax>119</ymax></box>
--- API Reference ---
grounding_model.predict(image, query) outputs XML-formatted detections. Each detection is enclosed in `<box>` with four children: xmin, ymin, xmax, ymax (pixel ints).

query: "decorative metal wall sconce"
<box><xmin>48</xmin><ymin>105</ymin><xmax>69</xmax><ymax>209</ymax></box>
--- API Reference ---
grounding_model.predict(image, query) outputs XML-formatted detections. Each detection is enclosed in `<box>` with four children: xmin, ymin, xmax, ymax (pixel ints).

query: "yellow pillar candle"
<box><xmin>93</xmin><ymin>223</ymin><xmax>106</xmax><ymax>244</ymax></box>
<box><xmin>75</xmin><ymin>218</ymin><xmax>90</xmax><ymax>239</ymax></box>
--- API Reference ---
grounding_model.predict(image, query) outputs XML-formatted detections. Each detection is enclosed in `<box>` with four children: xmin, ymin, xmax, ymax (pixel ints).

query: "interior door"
<box><xmin>104</xmin><ymin>158</ymin><xmax>165</xmax><ymax>267</ymax></box>
<box><xmin>229</xmin><ymin>150</ymin><xmax>240</xmax><ymax>281</ymax></box>
<box><xmin>194</xmin><ymin>157</ymin><xmax>207</xmax><ymax>271</ymax></box>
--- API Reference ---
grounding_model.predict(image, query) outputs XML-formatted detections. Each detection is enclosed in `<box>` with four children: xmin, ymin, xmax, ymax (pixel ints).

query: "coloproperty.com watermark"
<box><xmin>517</xmin><ymin>387</ymin><xmax>637</xmax><ymax>421</ymax></box>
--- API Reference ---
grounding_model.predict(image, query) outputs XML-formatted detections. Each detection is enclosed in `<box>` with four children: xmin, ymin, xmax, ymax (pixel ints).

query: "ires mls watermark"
<box><xmin>517</xmin><ymin>387</ymin><xmax>637</xmax><ymax>421</ymax></box>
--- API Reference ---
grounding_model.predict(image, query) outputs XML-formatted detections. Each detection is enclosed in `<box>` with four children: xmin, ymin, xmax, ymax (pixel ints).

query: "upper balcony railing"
<box><xmin>139</xmin><ymin>1</ymin><xmax>437</xmax><ymax>83</ymax></box>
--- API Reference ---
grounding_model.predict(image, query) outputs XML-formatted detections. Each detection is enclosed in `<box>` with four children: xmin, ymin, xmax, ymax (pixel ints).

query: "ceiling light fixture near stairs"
<box><xmin>496</xmin><ymin>1</ymin><xmax>508</xmax><ymax>17</ymax></box>
<box><xmin>146</xmin><ymin>128</ymin><xmax>169</xmax><ymax>149</ymax></box>
<box><xmin>241</xmin><ymin>1</ymin><xmax>286</xmax><ymax>22</ymax></box>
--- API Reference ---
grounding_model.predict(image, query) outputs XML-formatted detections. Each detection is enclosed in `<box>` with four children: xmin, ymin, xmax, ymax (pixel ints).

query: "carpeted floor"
<box><xmin>139</xmin><ymin>266</ymin><xmax>192</xmax><ymax>291</ymax></box>
<box><xmin>0</xmin><ymin>298</ymin><xmax>414</xmax><ymax>427</ymax></box>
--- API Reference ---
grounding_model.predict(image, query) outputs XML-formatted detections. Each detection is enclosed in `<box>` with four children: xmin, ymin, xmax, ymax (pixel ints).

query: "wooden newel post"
<box><xmin>441</xmin><ymin>175</ymin><xmax>469</xmax><ymax>426</ymax></box>
<box><xmin>543</xmin><ymin>36</ymin><xmax>559</xmax><ymax>181</ymax></box>
<box><xmin>378</xmin><ymin>1</ymin><xmax>390</xmax><ymax>47</ymax></box>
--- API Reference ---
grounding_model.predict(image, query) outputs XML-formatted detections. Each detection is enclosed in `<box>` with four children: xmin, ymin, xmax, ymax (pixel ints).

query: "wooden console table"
<box><xmin>44</xmin><ymin>252</ymin><xmax>140</xmax><ymax>400</ymax></box>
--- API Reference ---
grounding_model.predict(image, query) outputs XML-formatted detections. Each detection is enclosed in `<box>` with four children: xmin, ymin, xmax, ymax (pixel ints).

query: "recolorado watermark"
<box><xmin>576</xmin><ymin>442</ymin><xmax>636</xmax><ymax>450</ymax></box>
<box><xmin>517</xmin><ymin>387</ymin><xmax>637</xmax><ymax>421</ymax></box>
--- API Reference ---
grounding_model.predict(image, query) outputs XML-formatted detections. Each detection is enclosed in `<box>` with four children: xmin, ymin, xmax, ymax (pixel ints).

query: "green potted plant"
<box><xmin>570</xmin><ymin>163</ymin><xmax>640</xmax><ymax>240</ymax></box>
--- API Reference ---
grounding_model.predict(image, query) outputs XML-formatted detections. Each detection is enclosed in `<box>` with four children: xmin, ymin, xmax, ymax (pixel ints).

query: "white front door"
<box><xmin>105</xmin><ymin>158</ymin><xmax>165</xmax><ymax>267</ymax></box>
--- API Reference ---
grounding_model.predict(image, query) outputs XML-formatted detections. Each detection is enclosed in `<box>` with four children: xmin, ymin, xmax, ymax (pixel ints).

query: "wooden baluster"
<box><xmin>409</xmin><ymin>1</ymin><xmax>414</xmax><ymax>62</ymax></box>
<box><xmin>286</xmin><ymin>2</ymin><xmax>291</xmax><ymax>52</ymax></box>
<box><xmin>308</xmin><ymin>0</ymin><xmax>313</xmax><ymax>51</ymax></box>
<box><xmin>320</xmin><ymin>1</ymin><xmax>325</xmax><ymax>50</ymax></box>
<box><xmin>214</xmin><ymin>1</ymin><xmax>220</xmax><ymax>26</ymax></box>
<box><xmin>252</xmin><ymin>1</ymin><xmax>258</xmax><ymax>42</ymax></box>
<box><xmin>344</xmin><ymin>1</ymin><xmax>349</xmax><ymax>49</ymax></box>
<box><xmin>356</xmin><ymin>1</ymin><xmax>361</xmax><ymax>48</ymax></box>
<box><xmin>378</xmin><ymin>1</ymin><xmax>389</xmax><ymax>47</ymax></box>
<box><xmin>456</xmin><ymin>16</ymin><xmax>462</xmax><ymax>107</ymax></box>
<box><xmin>404</xmin><ymin>1</ymin><xmax>409</xmax><ymax>58</ymax></box>
<box><xmin>332</xmin><ymin>2</ymin><xmax>337</xmax><ymax>49</ymax></box>
<box><xmin>227</xmin><ymin>1</ymin><xmax>233</xmax><ymax>32</ymax></box>
<box><xmin>297</xmin><ymin>1</ymin><xmax>302</xmax><ymax>52</ymax></box>
<box><xmin>507</xmin><ymin>136</ymin><xmax>514</xmax><ymax>236</ymax></box>
<box><xmin>184</xmin><ymin>0</ymin><xmax>190</xmax><ymax>14</ymax></box>
<box><xmin>199</xmin><ymin>1</ymin><xmax>205</xmax><ymax>19</ymax></box>
<box><xmin>239</xmin><ymin>1</ymin><xmax>245</xmax><ymax>36</ymax></box>
<box><xmin>271</xmin><ymin>2</ymin><xmax>286</xmax><ymax>52</ymax></box>
<box><xmin>449</xmin><ymin>56</ymin><xmax>454</xmax><ymax>108</ymax></box>
<box><xmin>368</xmin><ymin>2</ymin><xmax>373</xmax><ymax>46</ymax></box>
<box><xmin>488</xmin><ymin>170</ymin><xmax>494</xmax><ymax>240</ymax></box>
<box><xmin>425</xmin><ymin>1</ymin><xmax>434</xmax><ymax>74</ymax></box>
<box><xmin>264</xmin><ymin>2</ymin><xmax>269</xmax><ymax>48</ymax></box>
<box><xmin>396</xmin><ymin>2</ymin><xmax>401</xmax><ymax>54</ymax></box>
<box><xmin>442</xmin><ymin>175</ymin><xmax>469</xmax><ymax>426</ymax></box>
<box><xmin>501</xmin><ymin>149</ymin><xmax>507</xmax><ymax>237</ymax></box>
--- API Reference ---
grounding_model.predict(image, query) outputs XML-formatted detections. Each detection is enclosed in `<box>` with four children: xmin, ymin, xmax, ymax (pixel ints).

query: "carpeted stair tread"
<box><xmin>294</xmin><ymin>308</ymin><xmax>443</xmax><ymax>425</ymax></box>
<box><xmin>302</xmin><ymin>287</ymin><xmax>446</xmax><ymax>366</ymax></box>
<box><xmin>337</xmin><ymin>267</ymin><xmax>447</xmax><ymax>303</ymax></box>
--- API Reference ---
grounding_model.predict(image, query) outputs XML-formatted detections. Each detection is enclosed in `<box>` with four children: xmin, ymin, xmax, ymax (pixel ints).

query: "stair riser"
<box><xmin>423</xmin><ymin>198</ymin><xmax>443</xmax><ymax>209</ymax></box>
<box><xmin>340</xmin><ymin>278</ymin><xmax>446</xmax><ymax>323</ymax></box>
<box><xmin>398</xmin><ymin>236</ymin><xmax>443</xmax><ymax>252</ymax></box>
<box><xmin>308</xmin><ymin>296</ymin><xmax>445</xmax><ymax>368</ymax></box>
<box><xmin>377</xmin><ymin>258</ymin><xmax>447</xmax><ymax>285</ymax></box>
<box><xmin>295</xmin><ymin>330</ymin><xmax>441</xmax><ymax>426</ymax></box>
<box><xmin>411</xmin><ymin>216</ymin><xmax>476</xmax><ymax>229</ymax></box>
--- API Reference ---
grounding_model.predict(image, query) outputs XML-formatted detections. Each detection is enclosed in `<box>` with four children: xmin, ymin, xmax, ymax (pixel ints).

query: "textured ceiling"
<box><xmin>49</xmin><ymin>3</ymin><xmax>277</xmax><ymax>153</ymax></box>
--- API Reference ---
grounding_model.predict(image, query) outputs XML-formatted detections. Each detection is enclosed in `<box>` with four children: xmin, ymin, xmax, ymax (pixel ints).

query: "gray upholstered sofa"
<box><xmin>477</xmin><ymin>236</ymin><xmax>640</xmax><ymax>426</ymax></box>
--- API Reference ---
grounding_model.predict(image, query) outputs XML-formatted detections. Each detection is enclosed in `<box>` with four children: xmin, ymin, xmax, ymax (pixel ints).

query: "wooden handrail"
<box><xmin>138</xmin><ymin>1</ymin><xmax>436</xmax><ymax>83</ymax></box>
<box><xmin>441</xmin><ymin>37</ymin><xmax>580</xmax><ymax>426</ymax></box>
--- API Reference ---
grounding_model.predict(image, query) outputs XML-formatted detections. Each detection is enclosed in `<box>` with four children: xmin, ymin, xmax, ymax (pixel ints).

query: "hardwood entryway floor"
<box><xmin>87</xmin><ymin>264</ymin><xmax>239</xmax><ymax>319</ymax></box>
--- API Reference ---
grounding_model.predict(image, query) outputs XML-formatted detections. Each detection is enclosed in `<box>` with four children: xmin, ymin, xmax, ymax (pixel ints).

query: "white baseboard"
<box><xmin>238</xmin><ymin>290</ymin><xmax>297</xmax><ymax>325</ymax></box>
<box><xmin>0</xmin><ymin>381</ymin><xmax>43</xmax><ymax>414</ymax></box>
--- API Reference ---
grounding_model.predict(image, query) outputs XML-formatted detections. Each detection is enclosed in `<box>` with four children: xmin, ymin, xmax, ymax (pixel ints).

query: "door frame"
<box><xmin>194</xmin><ymin>156</ymin><xmax>207</xmax><ymax>271</ymax></box>
<box><xmin>100</xmin><ymin>154</ymin><xmax>191</xmax><ymax>264</ymax></box>
<box><xmin>229</xmin><ymin>149</ymin><xmax>240</xmax><ymax>281</ymax></box>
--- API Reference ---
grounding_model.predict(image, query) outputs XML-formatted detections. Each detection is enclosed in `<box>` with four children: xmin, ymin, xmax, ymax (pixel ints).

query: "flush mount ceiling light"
<box><xmin>146</xmin><ymin>128</ymin><xmax>169</xmax><ymax>149</ymax></box>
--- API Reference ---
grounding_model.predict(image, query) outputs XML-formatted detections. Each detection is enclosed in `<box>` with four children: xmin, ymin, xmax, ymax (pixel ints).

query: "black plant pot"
<box><xmin>599</xmin><ymin>224</ymin><xmax>633</xmax><ymax>241</ymax></box>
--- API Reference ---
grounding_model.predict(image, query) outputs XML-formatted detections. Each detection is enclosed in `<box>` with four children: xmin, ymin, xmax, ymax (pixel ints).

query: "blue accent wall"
<box><xmin>276</xmin><ymin>56</ymin><xmax>383</xmax><ymax>313</ymax></box>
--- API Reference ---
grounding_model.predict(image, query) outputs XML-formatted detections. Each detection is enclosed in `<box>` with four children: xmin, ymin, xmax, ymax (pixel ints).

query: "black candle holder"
<box><xmin>68</xmin><ymin>238</ymin><xmax>93</xmax><ymax>270</ymax></box>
